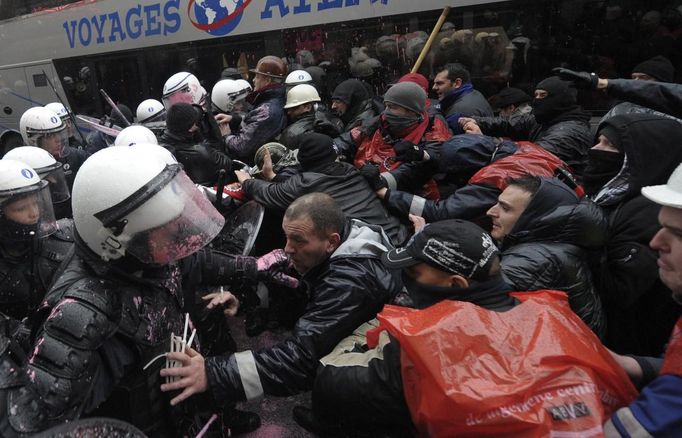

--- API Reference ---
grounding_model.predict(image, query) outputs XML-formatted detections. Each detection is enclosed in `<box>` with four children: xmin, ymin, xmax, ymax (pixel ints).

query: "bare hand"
<box><xmin>459</xmin><ymin>118</ymin><xmax>482</xmax><ymax>134</ymax></box>
<box><xmin>376</xmin><ymin>187</ymin><xmax>388</xmax><ymax>199</ymax></box>
<box><xmin>409</xmin><ymin>214</ymin><xmax>426</xmax><ymax>232</ymax></box>
<box><xmin>261</xmin><ymin>149</ymin><xmax>276</xmax><ymax>181</ymax></box>
<box><xmin>160</xmin><ymin>347</ymin><xmax>207</xmax><ymax>406</ymax></box>
<box><xmin>203</xmin><ymin>289</ymin><xmax>240</xmax><ymax>316</ymax></box>
<box><xmin>215</xmin><ymin>113</ymin><xmax>232</xmax><ymax>136</ymax></box>
<box><xmin>235</xmin><ymin>170</ymin><xmax>251</xmax><ymax>183</ymax></box>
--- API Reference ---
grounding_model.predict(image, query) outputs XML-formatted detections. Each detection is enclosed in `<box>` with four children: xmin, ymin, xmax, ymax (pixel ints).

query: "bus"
<box><xmin>0</xmin><ymin>0</ymin><xmax>680</xmax><ymax>156</ymax></box>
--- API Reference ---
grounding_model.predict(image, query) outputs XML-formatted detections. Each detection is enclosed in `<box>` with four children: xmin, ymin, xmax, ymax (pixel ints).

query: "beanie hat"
<box><xmin>494</xmin><ymin>87</ymin><xmax>531</xmax><ymax>109</ymax></box>
<box><xmin>597</xmin><ymin>124</ymin><xmax>623</xmax><ymax>151</ymax></box>
<box><xmin>383</xmin><ymin>82</ymin><xmax>426</xmax><ymax>115</ymax></box>
<box><xmin>632</xmin><ymin>56</ymin><xmax>674</xmax><ymax>82</ymax></box>
<box><xmin>296</xmin><ymin>133</ymin><xmax>337</xmax><ymax>172</ymax></box>
<box><xmin>110</xmin><ymin>104</ymin><xmax>133</xmax><ymax>126</ymax></box>
<box><xmin>166</xmin><ymin>103</ymin><xmax>200</xmax><ymax>135</ymax></box>
<box><xmin>397</xmin><ymin>73</ymin><xmax>429</xmax><ymax>94</ymax></box>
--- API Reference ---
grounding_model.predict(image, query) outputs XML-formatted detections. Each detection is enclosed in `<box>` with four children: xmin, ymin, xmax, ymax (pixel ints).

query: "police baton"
<box><xmin>100</xmin><ymin>89</ymin><xmax>132</xmax><ymax>127</ymax></box>
<box><xmin>42</xmin><ymin>69</ymin><xmax>89</xmax><ymax>146</ymax></box>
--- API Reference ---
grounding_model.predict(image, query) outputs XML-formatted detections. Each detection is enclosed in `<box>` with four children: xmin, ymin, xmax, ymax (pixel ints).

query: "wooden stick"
<box><xmin>411</xmin><ymin>6</ymin><xmax>451</xmax><ymax>74</ymax></box>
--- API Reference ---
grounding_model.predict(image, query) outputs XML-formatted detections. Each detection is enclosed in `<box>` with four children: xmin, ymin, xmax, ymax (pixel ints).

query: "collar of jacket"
<box><xmin>439</xmin><ymin>82</ymin><xmax>474</xmax><ymax>110</ymax></box>
<box><xmin>246</xmin><ymin>83</ymin><xmax>286</xmax><ymax>106</ymax></box>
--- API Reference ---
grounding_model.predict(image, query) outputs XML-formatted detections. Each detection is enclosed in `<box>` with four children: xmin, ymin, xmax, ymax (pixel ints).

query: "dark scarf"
<box><xmin>583</xmin><ymin>149</ymin><xmax>625</xmax><ymax>196</ymax></box>
<box><xmin>439</xmin><ymin>82</ymin><xmax>474</xmax><ymax>111</ymax></box>
<box><xmin>402</xmin><ymin>273</ymin><xmax>517</xmax><ymax>311</ymax></box>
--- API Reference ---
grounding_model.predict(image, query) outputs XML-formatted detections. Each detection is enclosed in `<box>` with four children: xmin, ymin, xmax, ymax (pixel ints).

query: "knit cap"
<box><xmin>383</xmin><ymin>82</ymin><xmax>426</xmax><ymax>115</ymax></box>
<box><xmin>166</xmin><ymin>103</ymin><xmax>200</xmax><ymax>135</ymax></box>
<box><xmin>632</xmin><ymin>56</ymin><xmax>674</xmax><ymax>82</ymax></box>
<box><xmin>296</xmin><ymin>133</ymin><xmax>337</xmax><ymax>172</ymax></box>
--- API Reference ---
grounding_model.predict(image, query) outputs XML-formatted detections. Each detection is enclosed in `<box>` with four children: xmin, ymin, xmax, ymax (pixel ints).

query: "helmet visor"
<box><xmin>0</xmin><ymin>181</ymin><xmax>57</xmax><ymax>241</ymax></box>
<box><xmin>36</xmin><ymin>127</ymin><xmax>69</xmax><ymax>159</ymax></box>
<box><xmin>162</xmin><ymin>85</ymin><xmax>194</xmax><ymax>109</ymax></box>
<box><xmin>125</xmin><ymin>171</ymin><xmax>225</xmax><ymax>265</ymax></box>
<box><xmin>42</xmin><ymin>165</ymin><xmax>70</xmax><ymax>204</ymax></box>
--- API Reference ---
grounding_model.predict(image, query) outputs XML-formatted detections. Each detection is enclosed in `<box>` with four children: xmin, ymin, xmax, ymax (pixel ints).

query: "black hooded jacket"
<box><xmin>587</xmin><ymin>113</ymin><xmax>682</xmax><ymax>355</ymax></box>
<box><xmin>332</xmin><ymin>79</ymin><xmax>380</xmax><ymax>133</ymax></box>
<box><xmin>473</xmin><ymin>78</ymin><xmax>592</xmax><ymax>177</ymax></box>
<box><xmin>499</xmin><ymin>178</ymin><xmax>606</xmax><ymax>337</ymax></box>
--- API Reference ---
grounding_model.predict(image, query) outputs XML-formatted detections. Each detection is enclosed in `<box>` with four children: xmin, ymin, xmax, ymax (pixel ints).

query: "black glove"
<box><xmin>393</xmin><ymin>140</ymin><xmax>426</xmax><ymax>162</ymax></box>
<box><xmin>552</xmin><ymin>67</ymin><xmax>599</xmax><ymax>90</ymax></box>
<box><xmin>359</xmin><ymin>162</ymin><xmax>388</xmax><ymax>191</ymax></box>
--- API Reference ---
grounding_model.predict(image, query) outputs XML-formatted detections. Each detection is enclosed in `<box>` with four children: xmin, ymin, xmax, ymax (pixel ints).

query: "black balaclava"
<box><xmin>531</xmin><ymin>77</ymin><xmax>578</xmax><ymax>124</ymax></box>
<box><xmin>583</xmin><ymin>123</ymin><xmax>625</xmax><ymax>196</ymax></box>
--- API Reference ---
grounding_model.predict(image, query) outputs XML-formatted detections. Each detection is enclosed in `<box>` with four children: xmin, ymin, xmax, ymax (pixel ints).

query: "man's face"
<box><xmin>384</xmin><ymin>102</ymin><xmax>417</xmax><ymax>118</ymax></box>
<box><xmin>650</xmin><ymin>206</ymin><xmax>682</xmax><ymax>303</ymax></box>
<box><xmin>253</xmin><ymin>73</ymin><xmax>270</xmax><ymax>92</ymax></box>
<box><xmin>534</xmin><ymin>89</ymin><xmax>549</xmax><ymax>100</ymax></box>
<box><xmin>286</xmin><ymin>103</ymin><xmax>311</xmax><ymax>120</ymax></box>
<box><xmin>404</xmin><ymin>262</ymin><xmax>454</xmax><ymax>287</ymax></box>
<box><xmin>592</xmin><ymin>134</ymin><xmax>619</xmax><ymax>152</ymax></box>
<box><xmin>283</xmin><ymin>215</ymin><xmax>337</xmax><ymax>274</ymax></box>
<box><xmin>39</xmin><ymin>130</ymin><xmax>67</xmax><ymax>159</ymax></box>
<box><xmin>486</xmin><ymin>185</ymin><xmax>533</xmax><ymax>240</ymax></box>
<box><xmin>631</xmin><ymin>72</ymin><xmax>656</xmax><ymax>81</ymax></box>
<box><xmin>2</xmin><ymin>195</ymin><xmax>40</xmax><ymax>225</ymax></box>
<box><xmin>432</xmin><ymin>71</ymin><xmax>457</xmax><ymax>100</ymax></box>
<box><xmin>331</xmin><ymin>99</ymin><xmax>348</xmax><ymax>117</ymax></box>
<box><xmin>499</xmin><ymin>104</ymin><xmax>516</xmax><ymax>118</ymax></box>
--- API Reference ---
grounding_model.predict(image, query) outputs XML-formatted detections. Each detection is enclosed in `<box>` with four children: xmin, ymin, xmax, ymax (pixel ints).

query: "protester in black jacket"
<box><xmin>298</xmin><ymin>219</ymin><xmax>516</xmax><ymax>435</ymax></box>
<box><xmin>586</xmin><ymin>113</ymin><xmax>682</xmax><ymax>356</ymax></box>
<box><xmin>278</xmin><ymin>84</ymin><xmax>341</xmax><ymax>149</ymax></box>
<box><xmin>159</xmin><ymin>103</ymin><xmax>232</xmax><ymax>186</ymax></box>
<box><xmin>330</xmin><ymin>79</ymin><xmax>380</xmax><ymax>133</ymax></box>
<box><xmin>161</xmin><ymin>193</ymin><xmax>402</xmax><ymax>407</ymax></box>
<box><xmin>460</xmin><ymin>76</ymin><xmax>592</xmax><ymax>177</ymax></box>
<box><xmin>236</xmin><ymin>133</ymin><xmax>408</xmax><ymax>245</ymax></box>
<box><xmin>487</xmin><ymin>175</ymin><xmax>606</xmax><ymax>336</ymax></box>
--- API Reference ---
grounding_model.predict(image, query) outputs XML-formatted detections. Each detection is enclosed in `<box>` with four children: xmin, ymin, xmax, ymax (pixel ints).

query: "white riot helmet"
<box><xmin>235</xmin><ymin>79</ymin><xmax>252</xmax><ymax>94</ymax></box>
<box><xmin>162</xmin><ymin>72</ymin><xmax>203</xmax><ymax>109</ymax></box>
<box><xmin>136</xmin><ymin>99</ymin><xmax>166</xmax><ymax>123</ymax></box>
<box><xmin>2</xmin><ymin>146</ymin><xmax>70</xmax><ymax>204</ymax></box>
<box><xmin>285</xmin><ymin>70</ymin><xmax>313</xmax><ymax>88</ymax></box>
<box><xmin>128</xmin><ymin>143</ymin><xmax>178</xmax><ymax>165</ymax></box>
<box><xmin>45</xmin><ymin>102</ymin><xmax>78</xmax><ymax>139</ymax></box>
<box><xmin>114</xmin><ymin>125</ymin><xmax>159</xmax><ymax>146</ymax></box>
<box><xmin>211</xmin><ymin>79</ymin><xmax>250</xmax><ymax>113</ymax></box>
<box><xmin>284</xmin><ymin>84</ymin><xmax>321</xmax><ymax>109</ymax></box>
<box><xmin>72</xmin><ymin>147</ymin><xmax>224</xmax><ymax>264</ymax></box>
<box><xmin>0</xmin><ymin>160</ymin><xmax>57</xmax><ymax>241</ymax></box>
<box><xmin>19</xmin><ymin>107</ymin><xmax>69</xmax><ymax>159</ymax></box>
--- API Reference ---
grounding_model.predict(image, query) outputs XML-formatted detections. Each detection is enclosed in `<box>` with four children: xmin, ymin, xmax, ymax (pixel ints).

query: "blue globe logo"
<box><xmin>188</xmin><ymin>0</ymin><xmax>250</xmax><ymax>36</ymax></box>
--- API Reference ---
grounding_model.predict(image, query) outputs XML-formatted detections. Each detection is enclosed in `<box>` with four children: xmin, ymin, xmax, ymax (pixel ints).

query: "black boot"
<box><xmin>223</xmin><ymin>408</ymin><xmax>261</xmax><ymax>435</ymax></box>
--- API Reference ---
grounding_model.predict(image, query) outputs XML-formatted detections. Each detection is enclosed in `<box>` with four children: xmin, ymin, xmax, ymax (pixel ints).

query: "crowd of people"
<box><xmin>0</xmin><ymin>51</ymin><xmax>681</xmax><ymax>437</ymax></box>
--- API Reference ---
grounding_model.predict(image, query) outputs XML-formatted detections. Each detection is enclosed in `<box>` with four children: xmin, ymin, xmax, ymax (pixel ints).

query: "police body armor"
<box><xmin>0</xmin><ymin>218</ymin><xmax>75</xmax><ymax>321</ymax></box>
<box><xmin>0</xmin><ymin>250</ymin><xmax>191</xmax><ymax>437</ymax></box>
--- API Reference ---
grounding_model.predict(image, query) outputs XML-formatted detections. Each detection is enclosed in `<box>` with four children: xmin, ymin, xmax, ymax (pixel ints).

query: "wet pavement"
<box><xmin>228</xmin><ymin>314</ymin><xmax>314</xmax><ymax>438</ymax></box>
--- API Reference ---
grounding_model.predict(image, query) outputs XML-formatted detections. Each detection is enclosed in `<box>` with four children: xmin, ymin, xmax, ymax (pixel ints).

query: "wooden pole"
<box><xmin>411</xmin><ymin>6</ymin><xmax>451</xmax><ymax>74</ymax></box>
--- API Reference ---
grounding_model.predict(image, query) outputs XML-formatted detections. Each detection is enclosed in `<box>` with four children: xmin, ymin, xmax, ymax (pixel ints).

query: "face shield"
<box><xmin>36</xmin><ymin>127</ymin><xmax>69</xmax><ymax>159</ymax></box>
<box><xmin>37</xmin><ymin>161</ymin><xmax>70</xmax><ymax>204</ymax></box>
<box><xmin>94</xmin><ymin>165</ymin><xmax>224</xmax><ymax>265</ymax></box>
<box><xmin>162</xmin><ymin>85</ymin><xmax>194</xmax><ymax>109</ymax></box>
<box><xmin>61</xmin><ymin>116</ymin><xmax>76</xmax><ymax>138</ymax></box>
<box><xmin>0</xmin><ymin>180</ymin><xmax>57</xmax><ymax>241</ymax></box>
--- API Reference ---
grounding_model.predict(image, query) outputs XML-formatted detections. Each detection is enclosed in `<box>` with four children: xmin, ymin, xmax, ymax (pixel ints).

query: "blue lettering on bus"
<box><xmin>293</xmin><ymin>0</ymin><xmax>312</xmax><ymax>15</ymax></box>
<box><xmin>63</xmin><ymin>0</ymin><xmax>181</xmax><ymax>48</ymax></box>
<box><xmin>125</xmin><ymin>6</ymin><xmax>143</xmax><ymax>39</ymax></box>
<box><xmin>91</xmin><ymin>15</ymin><xmax>106</xmax><ymax>44</ymax></box>
<box><xmin>261</xmin><ymin>0</ymin><xmax>290</xmax><ymax>19</ymax></box>
<box><xmin>108</xmin><ymin>12</ymin><xmax>127</xmax><ymax>42</ymax></box>
<box><xmin>78</xmin><ymin>17</ymin><xmax>91</xmax><ymax>46</ymax></box>
<box><xmin>144</xmin><ymin>3</ymin><xmax>162</xmax><ymax>36</ymax></box>
<box><xmin>163</xmin><ymin>0</ymin><xmax>181</xmax><ymax>35</ymax></box>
